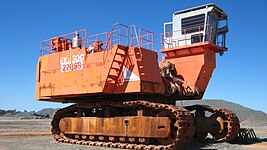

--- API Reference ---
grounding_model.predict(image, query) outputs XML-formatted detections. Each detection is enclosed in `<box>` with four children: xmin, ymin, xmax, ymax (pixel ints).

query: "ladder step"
<box><xmin>113</xmin><ymin>60</ymin><xmax>123</xmax><ymax>63</ymax></box>
<box><xmin>116</xmin><ymin>52</ymin><xmax>125</xmax><ymax>56</ymax></box>
<box><xmin>117</xmin><ymin>49</ymin><xmax>125</xmax><ymax>53</ymax></box>
<box><xmin>116</xmin><ymin>49</ymin><xmax>125</xmax><ymax>54</ymax></box>
<box><xmin>114</xmin><ymin>55</ymin><xmax>123</xmax><ymax>60</ymax></box>
<box><xmin>108</xmin><ymin>75</ymin><xmax>117</xmax><ymax>80</ymax></box>
<box><xmin>111</xmin><ymin>67</ymin><xmax>120</xmax><ymax>70</ymax></box>
<box><xmin>106</xmin><ymin>79</ymin><xmax>116</xmax><ymax>83</ymax></box>
<box><xmin>109</xmin><ymin>69</ymin><xmax>119</xmax><ymax>76</ymax></box>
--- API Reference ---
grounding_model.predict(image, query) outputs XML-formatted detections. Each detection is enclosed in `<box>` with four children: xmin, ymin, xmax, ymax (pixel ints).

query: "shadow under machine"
<box><xmin>36</xmin><ymin>4</ymin><xmax>240</xmax><ymax>149</ymax></box>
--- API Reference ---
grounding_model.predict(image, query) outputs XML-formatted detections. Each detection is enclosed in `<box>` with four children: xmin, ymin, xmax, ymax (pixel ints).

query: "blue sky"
<box><xmin>0</xmin><ymin>0</ymin><xmax>266</xmax><ymax>112</ymax></box>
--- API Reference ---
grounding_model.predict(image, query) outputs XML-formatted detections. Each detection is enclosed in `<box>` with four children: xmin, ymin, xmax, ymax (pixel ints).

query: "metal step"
<box><xmin>113</xmin><ymin>59</ymin><xmax>123</xmax><ymax>63</ymax></box>
<box><xmin>107</xmin><ymin>75</ymin><xmax>118</xmax><ymax>80</ymax></box>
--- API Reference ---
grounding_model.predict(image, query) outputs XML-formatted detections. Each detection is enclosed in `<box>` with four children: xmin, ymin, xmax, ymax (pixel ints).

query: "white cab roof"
<box><xmin>174</xmin><ymin>3</ymin><xmax>228</xmax><ymax>19</ymax></box>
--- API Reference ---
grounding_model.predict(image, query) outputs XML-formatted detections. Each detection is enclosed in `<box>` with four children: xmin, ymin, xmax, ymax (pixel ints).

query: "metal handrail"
<box><xmin>40</xmin><ymin>29</ymin><xmax>86</xmax><ymax>56</ymax></box>
<box><xmin>106</xmin><ymin>23</ymin><xmax>129</xmax><ymax>50</ymax></box>
<box><xmin>160</xmin><ymin>24</ymin><xmax>214</xmax><ymax>49</ymax></box>
<box><xmin>88</xmin><ymin>32</ymin><xmax>108</xmax><ymax>50</ymax></box>
<box><xmin>139</xmin><ymin>28</ymin><xmax>154</xmax><ymax>50</ymax></box>
<box><xmin>129</xmin><ymin>25</ymin><xmax>154</xmax><ymax>60</ymax></box>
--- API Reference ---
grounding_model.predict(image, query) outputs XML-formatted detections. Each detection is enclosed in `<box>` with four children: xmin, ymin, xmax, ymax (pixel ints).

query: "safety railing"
<box><xmin>87</xmin><ymin>23</ymin><xmax>129</xmax><ymax>52</ymax></box>
<box><xmin>160</xmin><ymin>24</ymin><xmax>214</xmax><ymax>49</ymax></box>
<box><xmin>40</xmin><ymin>29</ymin><xmax>86</xmax><ymax>56</ymax></box>
<box><xmin>40</xmin><ymin>23</ymin><xmax>155</xmax><ymax>57</ymax></box>
<box><xmin>139</xmin><ymin>28</ymin><xmax>154</xmax><ymax>50</ymax></box>
<box><xmin>130</xmin><ymin>25</ymin><xmax>154</xmax><ymax>50</ymax></box>
<box><xmin>107</xmin><ymin>23</ymin><xmax>129</xmax><ymax>50</ymax></box>
<box><xmin>107</xmin><ymin>29</ymin><xmax>124</xmax><ymax>49</ymax></box>
<box><xmin>216</xmin><ymin>31</ymin><xmax>227</xmax><ymax>50</ymax></box>
<box><xmin>130</xmin><ymin>25</ymin><xmax>139</xmax><ymax>46</ymax></box>
<box><xmin>87</xmin><ymin>32</ymin><xmax>108</xmax><ymax>50</ymax></box>
<box><xmin>130</xmin><ymin>25</ymin><xmax>154</xmax><ymax>60</ymax></box>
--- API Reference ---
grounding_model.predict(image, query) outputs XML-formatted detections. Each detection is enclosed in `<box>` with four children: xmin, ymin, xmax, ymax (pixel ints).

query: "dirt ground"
<box><xmin>0</xmin><ymin>118</ymin><xmax>266</xmax><ymax>150</ymax></box>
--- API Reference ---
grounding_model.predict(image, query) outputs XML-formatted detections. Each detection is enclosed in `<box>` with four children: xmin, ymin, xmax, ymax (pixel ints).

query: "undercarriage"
<box><xmin>51</xmin><ymin>100</ymin><xmax>240</xmax><ymax>149</ymax></box>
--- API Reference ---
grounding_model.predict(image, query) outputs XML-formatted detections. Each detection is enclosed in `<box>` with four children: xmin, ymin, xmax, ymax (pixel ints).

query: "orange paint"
<box><xmin>36</xmin><ymin>44</ymin><xmax>164</xmax><ymax>102</ymax></box>
<box><xmin>160</xmin><ymin>42</ymin><xmax>223</xmax><ymax>93</ymax></box>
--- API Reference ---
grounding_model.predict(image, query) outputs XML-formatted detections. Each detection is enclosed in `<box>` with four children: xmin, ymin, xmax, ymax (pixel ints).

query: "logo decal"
<box><xmin>60</xmin><ymin>54</ymin><xmax>84</xmax><ymax>72</ymax></box>
<box><xmin>123</xmin><ymin>66</ymin><xmax>140</xmax><ymax>82</ymax></box>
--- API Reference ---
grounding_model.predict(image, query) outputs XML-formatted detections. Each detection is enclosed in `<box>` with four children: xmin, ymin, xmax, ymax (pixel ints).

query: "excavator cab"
<box><xmin>160</xmin><ymin>4</ymin><xmax>229</xmax><ymax>98</ymax></box>
<box><xmin>163</xmin><ymin>4</ymin><xmax>228</xmax><ymax>53</ymax></box>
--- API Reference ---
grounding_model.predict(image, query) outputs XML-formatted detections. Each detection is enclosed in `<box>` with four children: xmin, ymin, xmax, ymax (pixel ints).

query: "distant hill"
<box><xmin>36</xmin><ymin>108</ymin><xmax>59</xmax><ymax>117</ymax></box>
<box><xmin>0</xmin><ymin>109</ymin><xmax>16</xmax><ymax>116</ymax></box>
<box><xmin>0</xmin><ymin>108</ymin><xmax>59</xmax><ymax>119</ymax></box>
<box><xmin>1</xmin><ymin>100</ymin><xmax>267</xmax><ymax>126</ymax></box>
<box><xmin>177</xmin><ymin>99</ymin><xmax>267</xmax><ymax>126</ymax></box>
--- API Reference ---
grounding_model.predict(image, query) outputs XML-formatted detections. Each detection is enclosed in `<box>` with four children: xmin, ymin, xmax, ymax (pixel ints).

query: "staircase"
<box><xmin>104</xmin><ymin>46</ymin><xmax>127</xmax><ymax>92</ymax></box>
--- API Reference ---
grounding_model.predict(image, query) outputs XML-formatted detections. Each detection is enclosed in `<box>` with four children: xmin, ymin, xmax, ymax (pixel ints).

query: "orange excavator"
<box><xmin>36</xmin><ymin>4</ymin><xmax>240</xmax><ymax>149</ymax></box>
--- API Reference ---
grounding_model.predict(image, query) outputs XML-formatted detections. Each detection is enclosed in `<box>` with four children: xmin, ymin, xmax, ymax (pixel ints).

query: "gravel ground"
<box><xmin>0</xmin><ymin>118</ymin><xmax>266</xmax><ymax>150</ymax></box>
<box><xmin>0</xmin><ymin>118</ymin><xmax>116</xmax><ymax>150</ymax></box>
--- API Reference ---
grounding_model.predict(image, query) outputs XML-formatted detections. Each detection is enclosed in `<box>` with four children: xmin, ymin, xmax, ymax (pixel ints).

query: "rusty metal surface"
<box><xmin>231</xmin><ymin>128</ymin><xmax>261</xmax><ymax>144</ymax></box>
<box><xmin>59</xmin><ymin>116</ymin><xmax>171</xmax><ymax>138</ymax></box>
<box><xmin>185</xmin><ymin>105</ymin><xmax>240</xmax><ymax>142</ymax></box>
<box><xmin>51</xmin><ymin>100</ymin><xmax>195</xmax><ymax>150</ymax></box>
<box><xmin>212</xmin><ymin>107</ymin><xmax>240</xmax><ymax>141</ymax></box>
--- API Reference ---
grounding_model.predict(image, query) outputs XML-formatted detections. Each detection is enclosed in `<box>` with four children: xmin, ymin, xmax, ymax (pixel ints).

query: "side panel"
<box><xmin>164</xmin><ymin>43</ymin><xmax>217</xmax><ymax>93</ymax></box>
<box><xmin>113</xmin><ymin>47</ymin><xmax>164</xmax><ymax>94</ymax></box>
<box><xmin>36</xmin><ymin>45</ymin><xmax>165</xmax><ymax>102</ymax></box>
<box><xmin>37</xmin><ymin>47</ymin><xmax>115</xmax><ymax>99</ymax></box>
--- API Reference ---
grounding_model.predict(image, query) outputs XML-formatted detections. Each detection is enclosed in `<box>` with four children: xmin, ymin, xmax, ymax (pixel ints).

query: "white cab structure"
<box><xmin>163</xmin><ymin>4</ymin><xmax>228</xmax><ymax>52</ymax></box>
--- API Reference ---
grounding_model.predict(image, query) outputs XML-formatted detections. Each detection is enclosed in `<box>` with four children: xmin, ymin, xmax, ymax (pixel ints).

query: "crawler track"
<box><xmin>185</xmin><ymin>105</ymin><xmax>240</xmax><ymax>142</ymax></box>
<box><xmin>211</xmin><ymin>107</ymin><xmax>240</xmax><ymax>141</ymax></box>
<box><xmin>51</xmin><ymin>100</ymin><xmax>195</xmax><ymax>150</ymax></box>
